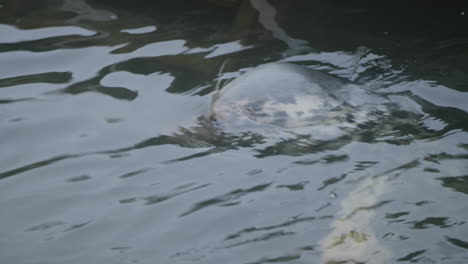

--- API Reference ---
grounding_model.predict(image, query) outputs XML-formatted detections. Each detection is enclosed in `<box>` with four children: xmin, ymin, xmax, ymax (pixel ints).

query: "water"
<box><xmin>1</xmin><ymin>1</ymin><xmax>467</xmax><ymax>263</ymax></box>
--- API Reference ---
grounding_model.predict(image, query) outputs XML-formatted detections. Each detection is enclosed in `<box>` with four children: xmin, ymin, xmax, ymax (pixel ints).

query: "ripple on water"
<box><xmin>0</xmin><ymin>1</ymin><xmax>468</xmax><ymax>264</ymax></box>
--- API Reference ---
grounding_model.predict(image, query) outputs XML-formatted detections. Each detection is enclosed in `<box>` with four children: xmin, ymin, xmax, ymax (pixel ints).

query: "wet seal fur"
<box><xmin>206</xmin><ymin>62</ymin><xmax>370</xmax><ymax>135</ymax></box>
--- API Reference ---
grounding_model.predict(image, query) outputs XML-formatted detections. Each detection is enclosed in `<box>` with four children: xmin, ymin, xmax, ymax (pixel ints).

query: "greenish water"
<box><xmin>1</xmin><ymin>1</ymin><xmax>467</xmax><ymax>263</ymax></box>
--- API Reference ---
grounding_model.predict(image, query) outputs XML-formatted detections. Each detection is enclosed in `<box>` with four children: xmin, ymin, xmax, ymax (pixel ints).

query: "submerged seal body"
<box><xmin>209</xmin><ymin>62</ymin><xmax>355</xmax><ymax>133</ymax></box>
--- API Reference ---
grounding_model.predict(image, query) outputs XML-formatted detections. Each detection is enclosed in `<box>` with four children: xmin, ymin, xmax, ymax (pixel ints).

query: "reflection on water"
<box><xmin>1</xmin><ymin>0</ymin><xmax>468</xmax><ymax>263</ymax></box>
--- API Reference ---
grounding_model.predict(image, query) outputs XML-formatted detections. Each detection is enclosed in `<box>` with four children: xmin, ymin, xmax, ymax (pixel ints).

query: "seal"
<box><xmin>208</xmin><ymin>62</ymin><xmax>363</xmax><ymax>135</ymax></box>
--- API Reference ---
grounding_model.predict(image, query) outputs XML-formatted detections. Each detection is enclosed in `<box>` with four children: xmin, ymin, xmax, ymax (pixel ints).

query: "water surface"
<box><xmin>1</xmin><ymin>1</ymin><xmax>467</xmax><ymax>263</ymax></box>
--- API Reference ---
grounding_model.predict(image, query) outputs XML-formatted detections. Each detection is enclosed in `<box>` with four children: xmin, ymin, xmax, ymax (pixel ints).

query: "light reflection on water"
<box><xmin>0</xmin><ymin>1</ymin><xmax>467</xmax><ymax>263</ymax></box>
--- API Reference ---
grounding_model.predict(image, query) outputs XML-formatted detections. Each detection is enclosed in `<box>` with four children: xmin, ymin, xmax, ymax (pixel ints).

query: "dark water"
<box><xmin>1</xmin><ymin>1</ymin><xmax>468</xmax><ymax>263</ymax></box>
